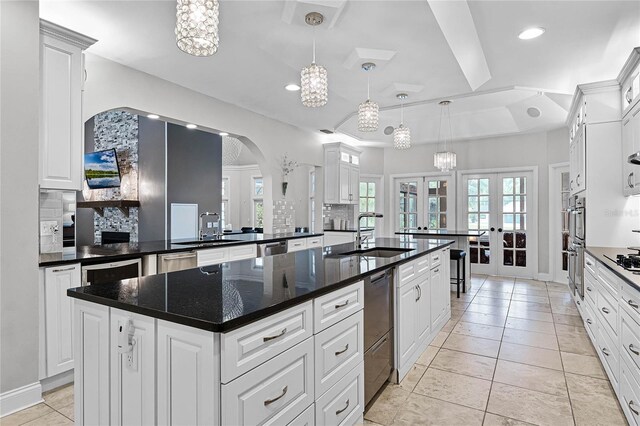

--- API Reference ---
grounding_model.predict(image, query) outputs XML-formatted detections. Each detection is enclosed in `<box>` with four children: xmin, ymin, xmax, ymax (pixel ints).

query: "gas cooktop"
<box><xmin>604</xmin><ymin>249</ymin><xmax>640</xmax><ymax>274</ymax></box>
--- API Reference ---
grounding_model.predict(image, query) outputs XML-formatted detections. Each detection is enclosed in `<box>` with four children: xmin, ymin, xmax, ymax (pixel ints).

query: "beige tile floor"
<box><xmin>2</xmin><ymin>276</ymin><xmax>628</xmax><ymax>426</ymax></box>
<box><xmin>364</xmin><ymin>275</ymin><xmax>629</xmax><ymax>426</ymax></box>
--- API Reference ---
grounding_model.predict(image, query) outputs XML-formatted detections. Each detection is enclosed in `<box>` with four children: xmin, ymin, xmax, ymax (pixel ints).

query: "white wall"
<box><xmin>368</xmin><ymin>127</ymin><xmax>570</xmax><ymax>276</ymax></box>
<box><xmin>0</xmin><ymin>0</ymin><xmax>41</xmax><ymax>402</ymax></box>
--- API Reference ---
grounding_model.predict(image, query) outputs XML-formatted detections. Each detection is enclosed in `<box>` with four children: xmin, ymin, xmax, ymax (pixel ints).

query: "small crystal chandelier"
<box><xmin>175</xmin><ymin>0</ymin><xmax>220</xmax><ymax>57</ymax></box>
<box><xmin>434</xmin><ymin>100</ymin><xmax>457</xmax><ymax>172</ymax></box>
<box><xmin>301</xmin><ymin>12</ymin><xmax>328</xmax><ymax>108</ymax></box>
<box><xmin>358</xmin><ymin>63</ymin><xmax>379</xmax><ymax>132</ymax></box>
<box><xmin>394</xmin><ymin>93</ymin><xmax>411</xmax><ymax>150</ymax></box>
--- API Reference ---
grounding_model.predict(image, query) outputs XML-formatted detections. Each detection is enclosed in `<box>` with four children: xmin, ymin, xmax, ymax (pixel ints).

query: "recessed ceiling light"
<box><xmin>186</xmin><ymin>124</ymin><xmax>197</xmax><ymax>129</ymax></box>
<box><xmin>527</xmin><ymin>107</ymin><xmax>542</xmax><ymax>118</ymax></box>
<box><xmin>219</xmin><ymin>132</ymin><xmax>229</xmax><ymax>136</ymax></box>
<box><xmin>147</xmin><ymin>114</ymin><xmax>160</xmax><ymax>119</ymax></box>
<box><xmin>518</xmin><ymin>27</ymin><xmax>545</xmax><ymax>40</ymax></box>
<box><xmin>285</xmin><ymin>83</ymin><xmax>301</xmax><ymax>91</ymax></box>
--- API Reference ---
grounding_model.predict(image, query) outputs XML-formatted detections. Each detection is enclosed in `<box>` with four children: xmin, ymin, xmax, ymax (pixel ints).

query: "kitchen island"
<box><xmin>67</xmin><ymin>237</ymin><xmax>453</xmax><ymax>425</ymax></box>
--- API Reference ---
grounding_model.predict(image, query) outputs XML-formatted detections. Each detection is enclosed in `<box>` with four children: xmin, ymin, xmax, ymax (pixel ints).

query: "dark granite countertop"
<box><xmin>585</xmin><ymin>246</ymin><xmax>640</xmax><ymax>292</ymax></box>
<box><xmin>39</xmin><ymin>232</ymin><xmax>323</xmax><ymax>267</ymax></box>
<box><xmin>67</xmin><ymin>237</ymin><xmax>454</xmax><ymax>332</ymax></box>
<box><xmin>396</xmin><ymin>230</ymin><xmax>487</xmax><ymax>237</ymax></box>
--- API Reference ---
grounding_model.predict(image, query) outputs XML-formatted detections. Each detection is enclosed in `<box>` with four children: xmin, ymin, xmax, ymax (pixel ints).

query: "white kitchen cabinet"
<box><xmin>416</xmin><ymin>276</ymin><xmax>431</xmax><ymax>343</ymax></box>
<box><xmin>44</xmin><ymin>263</ymin><xmax>80</xmax><ymax>377</ymax></box>
<box><xmin>324</xmin><ymin>231</ymin><xmax>356</xmax><ymax>247</ymax></box>
<box><xmin>39</xmin><ymin>20</ymin><xmax>95</xmax><ymax>190</ymax></box>
<box><xmin>622</xmin><ymin>101</ymin><xmax>640</xmax><ymax>196</ymax></box>
<box><xmin>228</xmin><ymin>244</ymin><xmax>257</xmax><ymax>261</ymax></box>
<box><xmin>313</xmin><ymin>281</ymin><xmax>364</xmax><ymax>333</ymax></box>
<box><xmin>569</xmin><ymin>125</ymin><xmax>586</xmax><ymax>195</ymax></box>
<box><xmin>324</xmin><ymin>143</ymin><xmax>361</xmax><ymax>205</ymax></box>
<box><xmin>74</xmin><ymin>300</ymin><xmax>110</xmax><ymax>426</ymax></box>
<box><xmin>109</xmin><ymin>310</ymin><xmax>155</xmax><ymax>426</ymax></box>
<box><xmin>430</xmin><ymin>264</ymin><xmax>445</xmax><ymax>327</ymax></box>
<box><xmin>307</xmin><ymin>236</ymin><xmax>324</xmax><ymax>248</ymax></box>
<box><xmin>288</xmin><ymin>238</ymin><xmax>308</xmax><ymax>252</ymax></box>
<box><xmin>397</xmin><ymin>281</ymin><xmax>417</xmax><ymax>369</ymax></box>
<box><xmin>197</xmin><ymin>247</ymin><xmax>228</xmax><ymax>266</ymax></box>
<box><xmin>315</xmin><ymin>361</ymin><xmax>364</xmax><ymax>426</ymax></box>
<box><xmin>157</xmin><ymin>319</ymin><xmax>218</xmax><ymax>426</ymax></box>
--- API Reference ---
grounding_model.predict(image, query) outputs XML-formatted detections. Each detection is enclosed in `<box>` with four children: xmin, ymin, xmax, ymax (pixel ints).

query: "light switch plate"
<box><xmin>40</xmin><ymin>221</ymin><xmax>57</xmax><ymax>236</ymax></box>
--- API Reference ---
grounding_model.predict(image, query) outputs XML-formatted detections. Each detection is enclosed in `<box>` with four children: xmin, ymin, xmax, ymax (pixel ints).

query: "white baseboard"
<box><xmin>0</xmin><ymin>382</ymin><xmax>43</xmax><ymax>417</ymax></box>
<box><xmin>40</xmin><ymin>369</ymin><xmax>74</xmax><ymax>393</ymax></box>
<box><xmin>536</xmin><ymin>273</ymin><xmax>553</xmax><ymax>282</ymax></box>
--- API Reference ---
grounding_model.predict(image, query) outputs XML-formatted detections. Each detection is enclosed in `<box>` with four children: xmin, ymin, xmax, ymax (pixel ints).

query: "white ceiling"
<box><xmin>40</xmin><ymin>0</ymin><xmax>640</xmax><ymax>147</ymax></box>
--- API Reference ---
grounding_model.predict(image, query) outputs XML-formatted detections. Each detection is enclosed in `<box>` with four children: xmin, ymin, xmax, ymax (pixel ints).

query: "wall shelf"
<box><xmin>77</xmin><ymin>200</ymin><xmax>140</xmax><ymax>217</ymax></box>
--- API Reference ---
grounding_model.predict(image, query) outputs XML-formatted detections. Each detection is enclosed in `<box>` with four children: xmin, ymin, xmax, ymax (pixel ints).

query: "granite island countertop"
<box><xmin>67</xmin><ymin>237</ymin><xmax>454</xmax><ymax>332</ymax></box>
<box><xmin>585</xmin><ymin>246</ymin><xmax>640</xmax><ymax>292</ymax></box>
<box><xmin>39</xmin><ymin>232</ymin><xmax>323</xmax><ymax>267</ymax></box>
<box><xmin>395</xmin><ymin>230</ymin><xmax>487</xmax><ymax>237</ymax></box>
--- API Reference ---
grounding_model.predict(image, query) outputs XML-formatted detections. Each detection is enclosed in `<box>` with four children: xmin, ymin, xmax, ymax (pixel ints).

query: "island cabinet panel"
<box><xmin>109</xmin><ymin>310</ymin><xmax>155</xmax><ymax>426</ymax></box>
<box><xmin>416</xmin><ymin>275</ymin><xmax>432</xmax><ymax>343</ymax></box>
<box><xmin>289</xmin><ymin>403</ymin><xmax>315</xmax><ymax>426</ymax></box>
<box><xmin>397</xmin><ymin>283</ymin><xmax>418</xmax><ymax>368</ymax></box>
<box><xmin>44</xmin><ymin>264</ymin><xmax>80</xmax><ymax>376</ymax></box>
<box><xmin>74</xmin><ymin>300</ymin><xmax>110</xmax><ymax>426</ymax></box>
<box><xmin>196</xmin><ymin>247</ymin><xmax>229</xmax><ymax>267</ymax></box>
<box><xmin>314</xmin><ymin>281</ymin><xmax>364</xmax><ymax>333</ymax></box>
<box><xmin>157</xmin><ymin>320</ymin><xmax>218</xmax><ymax>426</ymax></box>
<box><xmin>220</xmin><ymin>301</ymin><xmax>313</xmax><ymax>383</ymax></box>
<box><xmin>315</xmin><ymin>360</ymin><xmax>365</xmax><ymax>426</ymax></box>
<box><xmin>430</xmin><ymin>263</ymin><xmax>445</xmax><ymax>327</ymax></box>
<box><xmin>221</xmin><ymin>337</ymin><xmax>315</xmax><ymax>426</ymax></box>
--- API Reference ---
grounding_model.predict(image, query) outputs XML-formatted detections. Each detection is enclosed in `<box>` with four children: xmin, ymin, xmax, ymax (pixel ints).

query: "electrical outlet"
<box><xmin>285</xmin><ymin>218</ymin><xmax>291</xmax><ymax>226</ymax></box>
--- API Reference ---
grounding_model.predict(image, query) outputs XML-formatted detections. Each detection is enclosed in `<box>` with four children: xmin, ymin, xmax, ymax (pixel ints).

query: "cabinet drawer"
<box><xmin>315</xmin><ymin>361</ymin><xmax>364</xmax><ymax>426</ymax></box>
<box><xmin>621</xmin><ymin>284</ymin><xmax>640</xmax><ymax>324</ymax></box>
<box><xmin>430</xmin><ymin>251</ymin><xmax>442</xmax><ymax>269</ymax></box>
<box><xmin>584</xmin><ymin>253</ymin><xmax>597</xmax><ymax>278</ymax></box>
<box><xmin>221</xmin><ymin>302</ymin><xmax>313</xmax><ymax>383</ymax></box>
<box><xmin>288</xmin><ymin>403</ymin><xmax>314</xmax><ymax>426</ymax></box>
<box><xmin>315</xmin><ymin>310</ymin><xmax>364</xmax><ymax>397</ymax></box>
<box><xmin>582</xmin><ymin>300</ymin><xmax>597</xmax><ymax>339</ymax></box>
<box><xmin>228</xmin><ymin>244</ymin><xmax>257</xmax><ymax>261</ymax></box>
<box><xmin>314</xmin><ymin>282</ymin><xmax>363</xmax><ymax>333</ymax></box>
<box><xmin>597</xmin><ymin>324</ymin><xmax>619</xmax><ymax>386</ymax></box>
<box><xmin>289</xmin><ymin>239</ymin><xmax>308</xmax><ymax>252</ymax></box>
<box><xmin>416</xmin><ymin>255</ymin><xmax>430</xmax><ymax>275</ymax></box>
<box><xmin>197</xmin><ymin>247</ymin><xmax>228</xmax><ymax>266</ymax></box>
<box><xmin>584</xmin><ymin>271</ymin><xmax>597</xmax><ymax>308</ymax></box>
<box><xmin>621</xmin><ymin>359</ymin><xmax>640</xmax><ymax>426</ymax></box>
<box><xmin>398</xmin><ymin>262</ymin><xmax>415</xmax><ymax>287</ymax></box>
<box><xmin>307</xmin><ymin>236</ymin><xmax>323</xmax><ymax>248</ymax></box>
<box><xmin>222</xmin><ymin>337</ymin><xmax>315</xmax><ymax>426</ymax></box>
<box><xmin>621</xmin><ymin>309</ymin><xmax>640</xmax><ymax>373</ymax></box>
<box><xmin>597</xmin><ymin>286</ymin><xmax>618</xmax><ymax>336</ymax></box>
<box><xmin>597</xmin><ymin>265</ymin><xmax>621</xmax><ymax>298</ymax></box>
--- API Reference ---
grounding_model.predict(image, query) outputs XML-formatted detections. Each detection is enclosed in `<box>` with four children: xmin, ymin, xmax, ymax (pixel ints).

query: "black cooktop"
<box><xmin>604</xmin><ymin>249</ymin><xmax>640</xmax><ymax>274</ymax></box>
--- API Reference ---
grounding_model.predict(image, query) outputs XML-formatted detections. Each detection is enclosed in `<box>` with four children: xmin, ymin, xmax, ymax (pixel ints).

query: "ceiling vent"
<box><xmin>526</xmin><ymin>107</ymin><xmax>542</xmax><ymax>118</ymax></box>
<box><xmin>319</xmin><ymin>129</ymin><xmax>334</xmax><ymax>134</ymax></box>
<box><xmin>383</xmin><ymin>126</ymin><xmax>395</xmax><ymax>135</ymax></box>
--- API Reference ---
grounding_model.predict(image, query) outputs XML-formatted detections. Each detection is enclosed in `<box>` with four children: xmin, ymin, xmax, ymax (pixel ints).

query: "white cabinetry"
<box><xmin>44</xmin><ymin>264</ymin><xmax>80</xmax><ymax>377</ymax></box>
<box><xmin>324</xmin><ymin>143</ymin><xmax>361</xmax><ymax>205</ymax></box>
<box><xmin>197</xmin><ymin>243</ymin><xmax>257</xmax><ymax>266</ymax></box>
<box><xmin>157</xmin><ymin>320</ymin><xmax>218</xmax><ymax>426</ymax></box>
<box><xmin>324</xmin><ymin>231</ymin><xmax>356</xmax><ymax>247</ymax></box>
<box><xmin>622</xmin><ymin>100</ymin><xmax>640</xmax><ymax>196</ymax></box>
<box><xmin>397</xmin><ymin>281</ymin><xmax>418</xmax><ymax>369</ymax></box>
<box><xmin>39</xmin><ymin>20</ymin><xmax>95</xmax><ymax>190</ymax></box>
<box><xmin>569</xmin><ymin>125</ymin><xmax>586</xmax><ymax>195</ymax></box>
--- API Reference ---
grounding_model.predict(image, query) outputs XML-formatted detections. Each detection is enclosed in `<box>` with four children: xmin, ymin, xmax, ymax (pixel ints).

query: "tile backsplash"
<box><xmin>323</xmin><ymin>204</ymin><xmax>354</xmax><ymax>230</ymax></box>
<box><xmin>273</xmin><ymin>200</ymin><xmax>295</xmax><ymax>234</ymax></box>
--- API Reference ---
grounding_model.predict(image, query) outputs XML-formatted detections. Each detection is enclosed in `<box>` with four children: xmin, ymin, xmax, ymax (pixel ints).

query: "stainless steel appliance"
<box><xmin>568</xmin><ymin>196</ymin><xmax>586</xmax><ymax>298</ymax></box>
<box><xmin>364</xmin><ymin>269</ymin><xmax>394</xmax><ymax>406</ymax></box>
<box><xmin>157</xmin><ymin>251</ymin><xmax>198</xmax><ymax>273</ymax></box>
<box><xmin>258</xmin><ymin>240</ymin><xmax>288</xmax><ymax>257</ymax></box>
<box><xmin>82</xmin><ymin>258</ymin><xmax>141</xmax><ymax>286</ymax></box>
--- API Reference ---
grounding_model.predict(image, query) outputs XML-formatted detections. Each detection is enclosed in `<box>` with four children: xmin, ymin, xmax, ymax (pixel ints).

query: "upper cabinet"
<box><xmin>39</xmin><ymin>20</ymin><xmax>96</xmax><ymax>190</ymax></box>
<box><xmin>619</xmin><ymin>48</ymin><xmax>640</xmax><ymax>196</ymax></box>
<box><xmin>324</xmin><ymin>143</ymin><xmax>361</xmax><ymax>205</ymax></box>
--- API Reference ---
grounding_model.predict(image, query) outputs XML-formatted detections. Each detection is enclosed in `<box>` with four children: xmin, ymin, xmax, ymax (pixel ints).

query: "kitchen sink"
<box><xmin>340</xmin><ymin>247</ymin><xmax>412</xmax><ymax>258</ymax></box>
<box><xmin>174</xmin><ymin>239</ymin><xmax>242</xmax><ymax>246</ymax></box>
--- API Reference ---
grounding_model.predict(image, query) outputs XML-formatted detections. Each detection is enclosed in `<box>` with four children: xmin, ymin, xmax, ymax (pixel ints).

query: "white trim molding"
<box><xmin>0</xmin><ymin>382</ymin><xmax>43</xmax><ymax>417</ymax></box>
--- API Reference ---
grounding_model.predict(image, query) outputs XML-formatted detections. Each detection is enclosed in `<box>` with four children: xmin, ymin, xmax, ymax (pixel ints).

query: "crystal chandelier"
<box><xmin>358</xmin><ymin>63</ymin><xmax>379</xmax><ymax>132</ymax></box>
<box><xmin>434</xmin><ymin>100</ymin><xmax>457</xmax><ymax>172</ymax></box>
<box><xmin>175</xmin><ymin>0</ymin><xmax>220</xmax><ymax>57</ymax></box>
<box><xmin>221</xmin><ymin>136</ymin><xmax>243</xmax><ymax>166</ymax></box>
<box><xmin>301</xmin><ymin>12</ymin><xmax>328</xmax><ymax>107</ymax></box>
<box><xmin>394</xmin><ymin>93</ymin><xmax>411</xmax><ymax>150</ymax></box>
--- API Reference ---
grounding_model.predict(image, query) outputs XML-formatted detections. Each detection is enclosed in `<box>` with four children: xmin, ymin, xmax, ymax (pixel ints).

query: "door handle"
<box><xmin>629</xmin><ymin>172</ymin><xmax>635</xmax><ymax>189</ymax></box>
<box><xmin>498</xmin><ymin>228</ymin><xmax>503</xmax><ymax>232</ymax></box>
<box><xmin>490</xmin><ymin>227</ymin><xmax>495</xmax><ymax>232</ymax></box>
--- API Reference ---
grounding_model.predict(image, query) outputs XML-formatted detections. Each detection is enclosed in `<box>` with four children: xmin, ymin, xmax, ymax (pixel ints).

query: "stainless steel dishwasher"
<box><xmin>157</xmin><ymin>251</ymin><xmax>198</xmax><ymax>273</ymax></box>
<box><xmin>364</xmin><ymin>269</ymin><xmax>394</xmax><ymax>406</ymax></box>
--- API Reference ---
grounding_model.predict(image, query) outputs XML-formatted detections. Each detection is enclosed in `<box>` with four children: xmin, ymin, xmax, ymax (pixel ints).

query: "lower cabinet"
<box><xmin>315</xmin><ymin>361</ymin><xmax>365</xmax><ymax>426</ymax></box>
<box><xmin>416</xmin><ymin>276</ymin><xmax>432</xmax><ymax>343</ymax></box>
<box><xmin>397</xmin><ymin>283</ymin><xmax>418</xmax><ymax>368</ymax></box>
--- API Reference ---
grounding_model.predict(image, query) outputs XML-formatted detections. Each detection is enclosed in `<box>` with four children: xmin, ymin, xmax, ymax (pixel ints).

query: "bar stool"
<box><xmin>450</xmin><ymin>249</ymin><xmax>467</xmax><ymax>298</ymax></box>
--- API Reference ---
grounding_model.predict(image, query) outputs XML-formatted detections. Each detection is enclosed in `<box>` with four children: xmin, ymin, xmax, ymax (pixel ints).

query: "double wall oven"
<box><xmin>568</xmin><ymin>196</ymin><xmax>585</xmax><ymax>298</ymax></box>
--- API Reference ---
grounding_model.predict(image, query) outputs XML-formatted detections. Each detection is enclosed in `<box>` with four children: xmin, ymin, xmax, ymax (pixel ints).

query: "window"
<box><xmin>253</xmin><ymin>177</ymin><xmax>264</xmax><ymax>227</ymax></box>
<box><xmin>398</xmin><ymin>181</ymin><xmax>418</xmax><ymax>231</ymax></box>
<box><xmin>427</xmin><ymin>179</ymin><xmax>447</xmax><ymax>229</ymax></box>
<box><xmin>309</xmin><ymin>171</ymin><xmax>316</xmax><ymax>232</ymax></box>
<box><xmin>221</xmin><ymin>177</ymin><xmax>229</xmax><ymax>229</ymax></box>
<box><xmin>359</xmin><ymin>181</ymin><xmax>376</xmax><ymax>227</ymax></box>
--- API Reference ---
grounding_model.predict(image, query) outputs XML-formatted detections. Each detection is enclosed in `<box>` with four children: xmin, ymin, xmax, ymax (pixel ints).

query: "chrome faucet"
<box><xmin>357</xmin><ymin>212</ymin><xmax>383</xmax><ymax>248</ymax></box>
<box><xmin>199</xmin><ymin>212</ymin><xmax>221</xmax><ymax>240</ymax></box>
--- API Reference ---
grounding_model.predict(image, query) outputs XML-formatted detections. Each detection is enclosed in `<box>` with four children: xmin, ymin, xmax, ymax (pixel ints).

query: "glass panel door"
<box><xmin>498</xmin><ymin>173</ymin><xmax>533</xmax><ymax>277</ymax></box>
<box><xmin>425</xmin><ymin>177</ymin><xmax>453</xmax><ymax>230</ymax></box>
<box><xmin>398</xmin><ymin>180</ymin><xmax>418</xmax><ymax>231</ymax></box>
<box><xmin>464</xmin><ymin>175</ymin><xmax>493</xmax><ymax>275</ymax></box>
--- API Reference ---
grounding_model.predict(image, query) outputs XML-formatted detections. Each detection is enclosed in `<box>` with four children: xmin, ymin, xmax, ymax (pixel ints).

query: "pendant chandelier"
<box><xmin>175</xmin><ymin>0</ymin><xmax>220</xmax><ymax>57</ymax></box>
<box><xmin>301</xmin><ymin>12</ymin><xmax>328</xmax><ymax>108</ymax></box>
<box><xmin>434</xmin><ymin>100</ymin><xmax>457</xmax><ymax>172</ymax></box>
<box><xmin>358</xmin><ymin>62</ymin><xmax>379</xmax><ymax>132</ymax></box>
<box><xmin>394</xmin><ymin>93</ymin><xmax>411</xmax><ymax>150</ymax></box>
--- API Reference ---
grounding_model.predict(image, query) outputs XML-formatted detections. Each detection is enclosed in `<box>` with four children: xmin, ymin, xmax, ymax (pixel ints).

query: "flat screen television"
<box><xmin>84</xmin><ymin>148</ymin><xmax>122</xmax><ymax>189</ymax></box>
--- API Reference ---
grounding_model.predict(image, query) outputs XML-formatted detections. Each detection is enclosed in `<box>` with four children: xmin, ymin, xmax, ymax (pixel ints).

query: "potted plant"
<box><xmin>279</xmin><ymin>153</ymin><xmax>298</xmax><ymax>196</ymax></box>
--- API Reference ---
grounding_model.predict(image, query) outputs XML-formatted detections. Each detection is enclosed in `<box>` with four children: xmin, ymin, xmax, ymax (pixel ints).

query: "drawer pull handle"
<box><xmin>577</xmin><ymin>300</ymin><xmax>581</xmax><ymax>305</ymax></box>
<box><xmin>335</xmin><ymin>344</ymin><xmax>349</xmax><ymax>356</ymax></box>
<box><xmin>264</xmin><ymin>386</ymin><xmax>288</xmax><ymax>406</ymax></box>
<box><xmin>433</xmin><ymin>256</ymin><xmax>439</xmax><ymax>262</ymax></box>
<box><xmin>586</xmin><ymin>319</ymin><xmax>592</xmax><ymax>325</ymax></box>
<box><xmin>630</xmin><ymin>400</ymin><xmax>639</xmax><ymax>416</ymax></box>
<box><xmin>601</xmin><ymin>307</ymin><xmax>610</xmax><ymax>314</ymax></box>
<box><xmin>335</xmin><ymin>300</ymin><xmax>350</xmax><ymax>309</ymax></box>
<box><xmin>263</xmin><ymin>328</ymin><xmax>287</xmax><ymax>342</ymax></box>
<box><xmin>629</xmin><ymin>299</ymin><xmax>639</xmax><ymax>309</ymax></box>
<box><xmin>630</xmin><ymin>344</ymin><xmax>640</xmax><ymax>356</ymax></box>
<box><xmin>433</xmin><ymin>268</ymin><xmax>439</xmax><ymax>273</ymax></box>
<box><xmin>586</xmin><ymin>260</ymin><xmax>593</xmax><ymax>266</ymax></box>
<box><xmin>601</xmin><ymin>347</ymin><xmax>610</xmax><ymax>356</ymax></box>
<box><xmin>335</xmin><ymin>399</ymin><xmax>350</xmax><ymax>415</ymax></box>
<box><xmin>52</xmin><ymin>266</ymin><xmax>76</xmax><ymax>273</ymax></box>
<box><xmin>415</xmin><ymin>285</ymin><xmax>422</xmax><ymax>301</ymax></box>
<box><xmin>587</xmin><ymin>287</ymin><xmax>592</xmax><ymax>292</ymax></box>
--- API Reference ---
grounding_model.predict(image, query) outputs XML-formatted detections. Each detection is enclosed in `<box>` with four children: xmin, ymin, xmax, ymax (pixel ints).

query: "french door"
<box><xmin>396</xmin><ymin>174</ymin><xmax>455</xmax><ymax>232</ymax></box>
<box><xmin>461</xmin><ymin>171</ymin><xmax>536</xmax><ymax>278</ymax></box>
